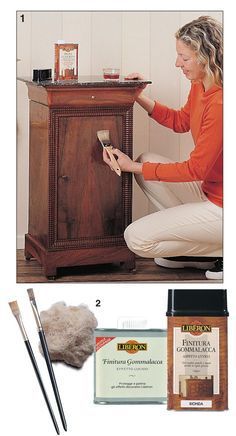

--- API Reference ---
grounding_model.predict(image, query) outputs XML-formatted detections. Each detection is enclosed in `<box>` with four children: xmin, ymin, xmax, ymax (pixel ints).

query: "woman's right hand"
<box><xmin>103</xmin><ymin>148</ymin><xmax>142</xmax><ymax>174</ymax></box>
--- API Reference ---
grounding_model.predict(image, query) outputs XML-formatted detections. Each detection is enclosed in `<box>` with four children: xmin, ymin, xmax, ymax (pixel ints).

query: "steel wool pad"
<box><xmin>40</xmin><ymin>302</ymin><xmax>98</xmax><ymax>368</ymax></box>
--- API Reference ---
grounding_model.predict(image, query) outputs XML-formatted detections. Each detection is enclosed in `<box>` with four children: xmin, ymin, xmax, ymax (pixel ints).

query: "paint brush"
<box><xmin>97</xmin><ymin>130</ymin><xmax>121</xmax><ymax>176</ymax></box>
<box><xmin>27</xmin><ymin>289</ymin><xmax>67</xmax><ymax>432</ymax></box>
<box><xmin>9</xmin><ymin>301</ymin><xmax>60</xmax><ymax>435</ymax></box>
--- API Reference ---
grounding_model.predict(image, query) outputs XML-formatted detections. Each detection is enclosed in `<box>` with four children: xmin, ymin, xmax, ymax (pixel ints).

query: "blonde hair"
<box><xmin>175</xmin><ymin>16</ymin><xmax>223</xmax><ymax>86</ymax></box>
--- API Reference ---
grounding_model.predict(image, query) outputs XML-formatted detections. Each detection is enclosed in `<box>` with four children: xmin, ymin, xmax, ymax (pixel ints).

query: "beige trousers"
<box><xmin>124</xmin><ymin>153</ymin><xmax>223</xmax><ymax>258</ymax></box>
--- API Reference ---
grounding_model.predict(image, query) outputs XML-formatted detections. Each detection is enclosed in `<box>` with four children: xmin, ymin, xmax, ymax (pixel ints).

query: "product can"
<box><xmin>94</xmin><ymin>328</ymin><xmax>167</xmax><ymax>404</ymax></box>
<box><xmin>167</xmin><ymin>289</ymin><xmax>228</xmax><ymax>411</ymax></box>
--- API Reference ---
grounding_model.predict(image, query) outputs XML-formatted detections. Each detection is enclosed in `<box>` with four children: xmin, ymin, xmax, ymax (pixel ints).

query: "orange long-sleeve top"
<box><xmin>142</xmin><ymin>82</ymin><xmax>223</xmax><ymax>207</ymax></box>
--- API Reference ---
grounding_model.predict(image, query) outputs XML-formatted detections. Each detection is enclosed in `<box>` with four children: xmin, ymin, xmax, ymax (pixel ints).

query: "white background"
<box><xmin>1</xmin><ymin>1</ymin><xmax>236</xmax><ymax>436</ymax></box>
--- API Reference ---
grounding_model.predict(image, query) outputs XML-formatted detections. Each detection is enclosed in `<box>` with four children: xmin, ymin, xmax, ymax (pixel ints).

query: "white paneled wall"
<box><xmin>91</xmin><ymin>12</ymin><xmax>123</xmax><ymax>75</ymax></box>
<box><xmin>62</xmin><ymin>13</ymin><xmax>92</xmax><ymax>75</ymax></box>
<box><xmin>31</xmin><ymin>12</ymin><xmax>62</xmax><ymax>70</ymax></box>
<box><xmin>17</xmin><ymin>12</ymin><xmax>31</xmax><ymax>250</ymax></box>
<box><xmin>122</xmin><ymin>12</ymin><xmax>151</xmax><ymax>218</ymax></box>
<box><xmin>16</xmin><ymin>11</ymin><xmax>222</xmax><ymax>248</ymax></box>
<box><xmin>150</xmin><ymin>11</ymin><xmax>180</xmax><ymax>162</ymax></box>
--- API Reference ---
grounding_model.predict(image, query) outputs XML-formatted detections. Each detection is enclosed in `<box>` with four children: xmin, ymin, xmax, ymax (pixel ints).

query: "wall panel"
<box><xmin>91</xmin><ymin>12</ymin><xmax>122</xmax><ymax>76</ymax></box>
<box><xmin>31</xmin><ymin>11</ymin><xmax>62</xmax><ymax>70</ymax></box>
<box><xmin>122</xmin><ymin>12</ymin><xmax>150</xmax><ymax>220</ymax></box>
<box><xmin>62</xmin><ymin>12</ymin><xmax>92</xmax><ymax>75</ymax></box>
<box><xmin>150</xmin><ymin>11</ymin><xmax>180</xmax><ymax>163</ymax></box>
<box><xmin>16</xmin><ymin>12</ymin><xmax>31</xmax><ymax>248</ymax></box>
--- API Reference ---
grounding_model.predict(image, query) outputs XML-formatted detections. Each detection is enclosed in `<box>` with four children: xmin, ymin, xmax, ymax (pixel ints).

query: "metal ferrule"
<box><xmin>15</xmin><ymin>314</ymin><xmax>28</xmax><ymax>341</ymax></box>
<box><xmin>30</xmin><ymin>300</ymin><xmax>43</xmax><ymax>331</ymax></box>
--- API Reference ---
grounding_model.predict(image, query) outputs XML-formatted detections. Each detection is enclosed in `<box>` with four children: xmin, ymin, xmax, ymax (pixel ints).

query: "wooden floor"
<box><xmin>17</xmin><ymin>250</ymin><xmax>220</xmax><ymax>283</ymax></box>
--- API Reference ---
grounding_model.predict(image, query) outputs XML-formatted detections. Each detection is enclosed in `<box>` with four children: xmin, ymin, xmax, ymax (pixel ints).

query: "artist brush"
<box><xmin>9</xmin><ymin>301</ymin><xmax>60</xmax><ymax>435</ymax></box>
<box><xmin>27</xmin><ymin>289</ymin><xmax>67</xmax><ymax>432</ymax></box>
<box><xmin>97</xmin><ymin>129</ymin><xmax>121</xmax><ymax>176</ymax></box>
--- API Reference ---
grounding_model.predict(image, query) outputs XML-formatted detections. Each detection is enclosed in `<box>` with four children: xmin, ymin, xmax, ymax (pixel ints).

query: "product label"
<box><xmin>181</xmin><ymin>400</ymin><xmax>212</xmax><ymax>408</ymax></box>
<box><xmin>95</xmin><ymin>336</ymin><xmax>166</xmax><ymax>399</ymax></box>
<box><xmin>59</xmin><ymin>48</ymin><xmax>77</xmax><ymax>75</ymax></box>
<box><xmin>173</xmin><ymin>323</ymin><xmax>219</xmax><ymax>400</ymax></box>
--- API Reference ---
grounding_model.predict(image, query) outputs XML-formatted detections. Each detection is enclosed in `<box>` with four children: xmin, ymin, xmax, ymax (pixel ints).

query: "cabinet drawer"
<box><xmin>46</xmin><ymin>87</ymin><xmax>137</xmax><ymax>107</ymax></box>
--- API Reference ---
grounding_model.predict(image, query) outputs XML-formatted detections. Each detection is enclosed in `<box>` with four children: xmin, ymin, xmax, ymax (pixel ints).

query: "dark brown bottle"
<box><xmin>167</xmin><ymin>289</ymin><xmax>228</xmax><ymax>411</ymax></box>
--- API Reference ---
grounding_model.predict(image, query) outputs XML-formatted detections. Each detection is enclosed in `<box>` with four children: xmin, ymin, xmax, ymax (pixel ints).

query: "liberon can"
<box><xmin>167</xmin><ymin>289</ymin><xmax>228</xmax><ymax>411</ymax></box>
<box><xmin>94</xmin><ymin>328</ymin><xmax>167</xmax><ymax>404</ymax></box>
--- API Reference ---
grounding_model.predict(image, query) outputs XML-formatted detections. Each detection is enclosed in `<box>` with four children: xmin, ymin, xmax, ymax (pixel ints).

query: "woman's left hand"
<box><xmin>103</xmin><ymin>148</ymin><xmax>142</xmax><ymax>174</ymax></box>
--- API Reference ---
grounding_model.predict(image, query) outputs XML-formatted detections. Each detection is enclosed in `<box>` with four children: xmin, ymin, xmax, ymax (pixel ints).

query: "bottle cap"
<box><xmin>166</xmin><ymin>289</ymin><xmax>229</xmax><ymax>317</ymax></box>
<box><xmin>117</xmin><ymin>317</ymin><xmax>148</xmax><ymax>329</ymax></box>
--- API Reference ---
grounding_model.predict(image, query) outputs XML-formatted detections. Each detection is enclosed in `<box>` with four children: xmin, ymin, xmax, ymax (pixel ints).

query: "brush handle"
<box><xmin>39</xmin><ymin>330</ymin><xmax>67</xmax><ymax>432</ymax></box>
<box><xmin>24</xmin><ymin>340</ymin><xmax>60</xmax><ymax>435</ymax></box>
<box><xmin>105</xmin><ymin>147</ymin><xmax>121</xmax><ymax>176</ymax></box>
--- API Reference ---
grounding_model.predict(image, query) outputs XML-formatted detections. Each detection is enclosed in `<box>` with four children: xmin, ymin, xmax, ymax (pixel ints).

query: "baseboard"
<box><xmin>17</xmin><ymin>235</ymin><xmax>25</xmax><ymax>249</ymax></box>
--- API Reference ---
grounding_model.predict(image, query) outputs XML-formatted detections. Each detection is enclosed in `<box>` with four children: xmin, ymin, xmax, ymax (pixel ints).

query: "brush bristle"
<box><xmin>97</xmin><ymin>130</ymin><xmax>110</xmax><ymax>142</ymax></box>
<box><xmin>9</xmin><ymin>300</ymin><xmax>20</xmax><ymax>315</ymax></box>
<box><xmin>27</xmin><ymin>288</ymin><xmax>35</xmax><ymax>301</ymax></box>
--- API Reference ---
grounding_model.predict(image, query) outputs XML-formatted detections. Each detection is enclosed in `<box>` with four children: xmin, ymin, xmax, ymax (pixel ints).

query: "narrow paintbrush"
<box><xmin>9</xmin><ymin>301</ymin><xmax>60</xmax><ymax>435</ymax></box>
<box><xmin>97</xmin><ymin>130</ymin><xmax>121</xmax><ymax>176</ymax></box>
<box><xmin>27</xmin><ymin>289</ymin><xmax>67</xmax><ymax>432</ymax></box>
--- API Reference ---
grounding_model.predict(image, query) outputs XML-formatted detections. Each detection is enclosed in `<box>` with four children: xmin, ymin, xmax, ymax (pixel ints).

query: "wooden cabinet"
<box><xmin>186</xmin><ymin>377</ymin><xmax>213</xmax><ymax>398</ymax></box>
<box><xmin>20</xmin><ymin>76</ymin><xmax>149</xmax><ymax>278</ymax></box>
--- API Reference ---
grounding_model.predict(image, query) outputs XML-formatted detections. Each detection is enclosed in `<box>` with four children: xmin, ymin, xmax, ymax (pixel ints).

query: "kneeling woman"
<box><xmin>103</xmin><ymin>16</ymin><xmax>223</xmax><ymax>280</ymax></box>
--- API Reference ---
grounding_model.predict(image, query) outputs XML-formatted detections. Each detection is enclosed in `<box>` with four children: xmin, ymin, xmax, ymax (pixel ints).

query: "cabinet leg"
<box><xmin>122</xmin><ymin>259</ymin><xmax>136</xmax><ymax>272</ymax></box>
<box><xmin>45</xmin><ymin>266</ymin><xmax>58</xmax><ymax>280</ymax></box>
<box><xmin>24</xmin><ymin>249</ymin><xmax>32</xmax><ymax>261</ymax></box>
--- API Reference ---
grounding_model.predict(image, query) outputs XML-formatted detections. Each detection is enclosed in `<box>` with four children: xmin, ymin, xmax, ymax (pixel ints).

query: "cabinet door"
<box><xmin>49</xmin><ymin>107</ymin><xmax>133</xmax><ymax>248</ymax></box>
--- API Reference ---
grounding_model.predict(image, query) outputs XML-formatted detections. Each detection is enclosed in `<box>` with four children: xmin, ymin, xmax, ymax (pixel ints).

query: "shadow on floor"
<box><xmin>17</xmin><ymin>250</ymin><xmax>221</xmax><ymax>283</ymax></box>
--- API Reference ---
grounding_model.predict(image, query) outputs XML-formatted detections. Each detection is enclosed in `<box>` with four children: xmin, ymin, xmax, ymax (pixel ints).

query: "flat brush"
<box><xmin>27</xmin><ymin>289</ymin><xmax>67</xmax><ymax>432</ymax></box>
<box><xmin>9</xmin><ymin>301</ymin><xmax>60</xmax><ymax>435</ymax></box>
<box><xmin>97</xmin><ymin>130</ymin><xmax>121</xmax><ymax>176</ymax></box>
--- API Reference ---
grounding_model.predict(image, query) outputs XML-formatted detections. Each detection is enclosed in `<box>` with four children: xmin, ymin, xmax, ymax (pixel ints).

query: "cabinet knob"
<box><xmin>91</xmin><ymin>95</ymin><xmax>95</xmax><ymax>99</ymax></box>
